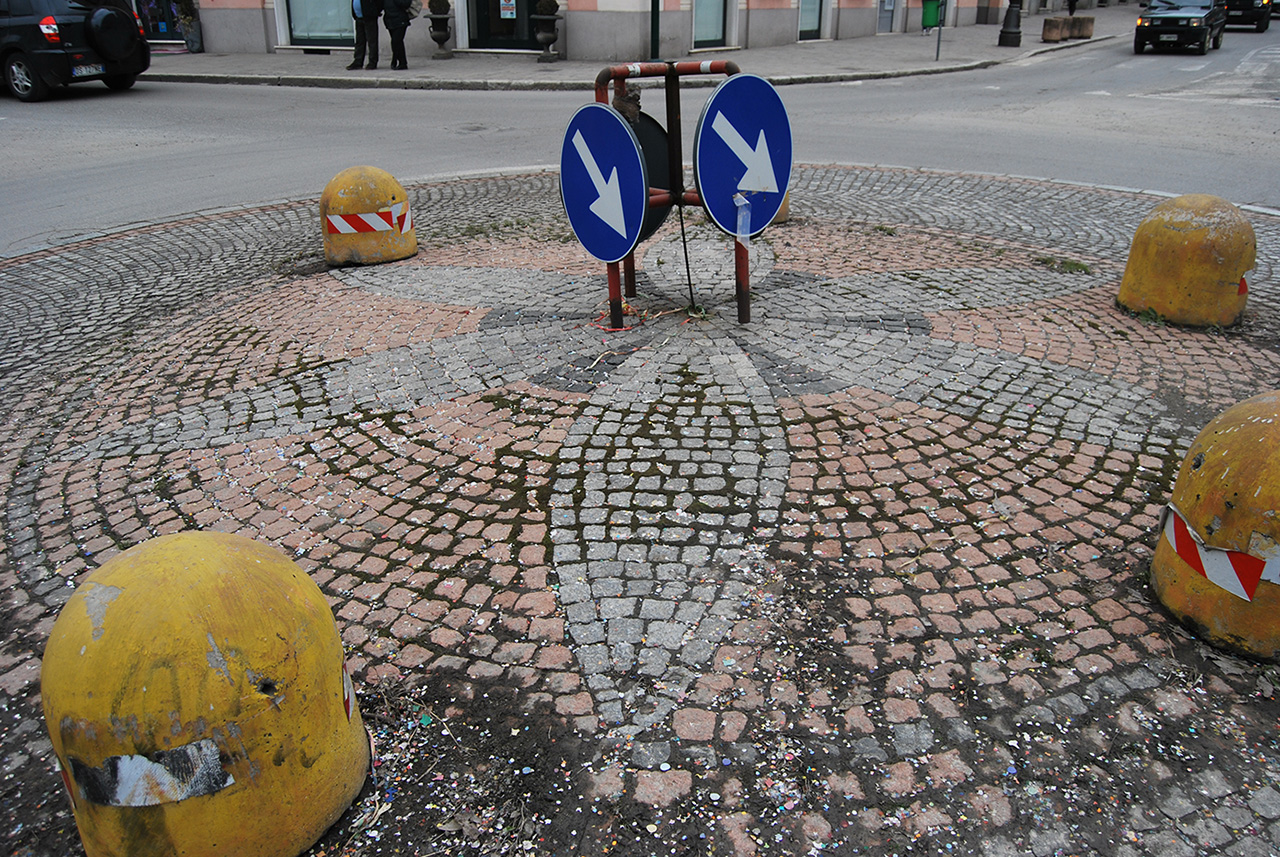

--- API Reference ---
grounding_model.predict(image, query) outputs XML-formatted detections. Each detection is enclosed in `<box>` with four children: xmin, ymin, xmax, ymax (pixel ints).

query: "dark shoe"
<box><xmin>345</xmin><ymin>62</ymin><xmax>361</xmax><ymax>70</ymax></box>
<box><xmin>365</xmin><ymin>63</ymin><xmax>378</xmax><ymax>69</ymax></box>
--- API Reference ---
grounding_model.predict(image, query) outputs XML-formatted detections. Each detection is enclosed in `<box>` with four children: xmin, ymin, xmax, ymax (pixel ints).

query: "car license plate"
<box><xmin>1228</xmin><ymin>9</ymin><xmax>1242</xmax><ymax>13</ymax></box>
<box><xmin>72</xmin><ymin>63</ymin><xmax>104</xmax><ymax>78</ymax></box>
<box><xmin>1159</xmin><ymin>33</ymin><xmax>1177</xmax><ymax>40</ymax></box>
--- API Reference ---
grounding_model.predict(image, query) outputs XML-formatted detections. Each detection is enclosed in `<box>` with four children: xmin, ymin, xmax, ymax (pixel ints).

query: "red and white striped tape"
<box><xmin>1161</xmin><ymin>503</ymin><xmax>1280</xmax><ymax>601</ymax></box>
<box><xmin>325</xmin><ymin>202</ymin><xmax>413</xmax><ymax>235</ymax></box>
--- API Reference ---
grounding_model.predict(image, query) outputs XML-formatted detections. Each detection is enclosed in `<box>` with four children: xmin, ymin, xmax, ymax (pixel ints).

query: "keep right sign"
<box><xmin>692</xmin><ymin>73</ymin><xmax>793</xmax><ymax>238</ymax></box>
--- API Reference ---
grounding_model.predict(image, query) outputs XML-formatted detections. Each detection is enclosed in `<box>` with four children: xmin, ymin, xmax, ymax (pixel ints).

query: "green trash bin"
<box><xmin>922</xmin><ymin>0</ymin><xmax>941</xmax><ymax>27</ymax></box>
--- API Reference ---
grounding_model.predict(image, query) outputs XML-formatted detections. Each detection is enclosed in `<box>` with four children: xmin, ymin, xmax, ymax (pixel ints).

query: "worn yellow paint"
<box><xmin>1151</xmin><ymin>391</ymin><xmax>1280</xmax><ymax>661</ymax></box>
<box><xmin>770</xmin><ymin>191</ymin><xmax>790</xmax><ymax>225</ymax></box>
<box><xmin>1117</xmin><ymin>194</ymin><xmax>1256</xmax><ymax>328</ymax></box>
<box><xmin>321</xmin><ymin>165</ymin><xmax>418</xmax><ymax>266</ymax></box>
<box><xmin>42</xmin><ymin>531</ymin><xmax>369</xmax><ymax>857</ymax></box>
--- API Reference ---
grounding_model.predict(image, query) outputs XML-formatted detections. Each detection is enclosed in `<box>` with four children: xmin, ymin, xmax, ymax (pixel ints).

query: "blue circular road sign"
<box><xmin>560</xmin><ymin>103</ymin><xmax>649</xmax><ymax>264</ymax></box>
<box><xmin>693</xmin><ymin>73</ymin><xmax>793</xmax><ymax>238</ymax></box>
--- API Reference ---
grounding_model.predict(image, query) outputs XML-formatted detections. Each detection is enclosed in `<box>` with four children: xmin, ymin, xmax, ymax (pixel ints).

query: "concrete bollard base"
<box><xmin>321</xmin><ymin>165</ymin><xmax>418</xmax><ymax>266</ymax></box>
<box><xmin>1042</xmin><ymin>17</ymin><xmax>1069</xmax><ymax>41</ymax></box>
<box><xmin>1117</xmin><ymin>194</ymin><xmax>1255</xmax><ymax>328</ymax></box>
<box><xmin>1151</xmin><ymin>391</ymin><xmax>1280</xmax><ymax>661</ymax></box>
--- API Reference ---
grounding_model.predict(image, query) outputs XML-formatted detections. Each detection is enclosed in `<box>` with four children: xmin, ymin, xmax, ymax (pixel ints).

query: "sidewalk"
<box><xmin>144</xmin><ymin>2</ymin><xmax>1142</xmax><ymax>90</ymax></box>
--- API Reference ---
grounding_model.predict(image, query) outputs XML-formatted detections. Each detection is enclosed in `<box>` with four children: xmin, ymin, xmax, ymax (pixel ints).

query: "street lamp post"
<box><xmin>998</xmin><ymin>0</ymin><xmax>1022</xmax><ymax>46</ymax></box>
<box><xmin>651</xmin><ymin>0</ymin><xmax>660</xmax><ymax>59</ymax></box>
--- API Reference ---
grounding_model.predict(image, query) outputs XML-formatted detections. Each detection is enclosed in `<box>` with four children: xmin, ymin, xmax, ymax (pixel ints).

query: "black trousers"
<box><xmin>388</xmin><ymin>25</ymin><xmax>407</xmax><ymax>67</ymax></box>
<box><xmin>352</xmin><ymin>17</ymin><xmax>379</xmax><ymax>66</ymax></box>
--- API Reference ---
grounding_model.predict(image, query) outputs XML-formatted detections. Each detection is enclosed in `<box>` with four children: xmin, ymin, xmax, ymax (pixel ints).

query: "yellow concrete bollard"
<box><xmin>770</xmin><ymin>190</ymin><xmax>791</xmax><ymax>225</ymax></box>
<box><xmin>1150</xmin><ymin>390</ymin><xmax>1280</xmax><ymax>660</ymax></box>
<box><xmin>1117</xmin><ymin>194</ymin><xmax>1255</xmax><ymax>328</ymax></box>
<box><xmin>321</xmin><ymin>165</ymin><xmax>418</xmax><ymax>266</ymax></box>
<box><xmin>42</xmin><ymin>531</ymin><xmax>369</xmax><ymax>857</ymax></box>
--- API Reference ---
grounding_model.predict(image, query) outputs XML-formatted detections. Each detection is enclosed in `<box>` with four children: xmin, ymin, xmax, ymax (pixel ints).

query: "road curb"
<box><xmin>141</xmin><ymin>71</ymin><xmax>601</xmax><ymax>90</ymax></box>
<box><xmin>8</xmin><ymin>162</ymin><xmax>1273</xmax><ymax>264</ymax></box>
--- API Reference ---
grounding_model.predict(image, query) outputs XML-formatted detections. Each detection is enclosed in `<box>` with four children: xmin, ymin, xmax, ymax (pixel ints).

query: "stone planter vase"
<box><xmin>427</xmin><ymin>13</ymin><xmax>453</xmax><ymax>59</ymax></box>
<box><xmin>530</xmin><ymin>13</ymin><xmax>561</xmax><ymax>62</ymax></box>
<box><xmin>182</xmin><ymin>19</ymin><xmax>203</xmax><ymax>53</ymax></box>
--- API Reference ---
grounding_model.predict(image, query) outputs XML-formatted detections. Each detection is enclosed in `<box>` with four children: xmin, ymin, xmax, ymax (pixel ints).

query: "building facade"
<box><xmin>191</xmin><ymin>0</ymin><xmax>1012</xmax><ymax>61</ymax></box>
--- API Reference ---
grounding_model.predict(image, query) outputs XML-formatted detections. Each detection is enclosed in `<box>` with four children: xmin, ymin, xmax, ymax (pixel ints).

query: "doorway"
<box><xmin>135</xmin><ymin>0</ymin><xmax>185</xmax><ymax>40</ymax></box>
<box><xmin>799</xmin><ymin>0</ymin><xmax>821</xmax><ymax>40</ymax></box>
<box><xmin>877</xmin><ymin>0</ymin><xmax>895</xmax><ymax>32</ymax></box>
<box><xmin>470</xmin><ymin>0</ymin><xmax>537</xmax><ymax>49</ymax></box>
<box><xmin>693</xmin><ymin>0</ymin><xmax>725</xmax><ymax>48</ymax></box>
<box><xmin>284</xmin><ymin>0</ymin><xmax>351</xmax><ymax>45</ymax></box>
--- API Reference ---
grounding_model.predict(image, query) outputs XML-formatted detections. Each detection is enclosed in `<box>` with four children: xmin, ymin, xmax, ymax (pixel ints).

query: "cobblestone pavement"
<box><xmin>3</xmin><ymin>166</ymin><xmax>1280</xmax><ymax>856</ymax></box>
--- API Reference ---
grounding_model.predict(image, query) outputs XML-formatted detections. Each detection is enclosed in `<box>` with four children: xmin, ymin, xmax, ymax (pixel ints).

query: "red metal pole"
<box><xmin>595</xmin><ymin>60</ymin><xmax>739</xmax><ymax>102</ymax></box>
<box><xmin>607</xmin><ymin>261</ymin><xmax>625</xmax><ymax>329</ymax></box>
<box><xmin>589</xmin><ymin>60</ymin><xmax>748</xmax><ymax>325</ymax></box>
<box><xmin>735</xmin><ymin>238</ymin><xmax>750</xmax><ymax>323</ymax></box>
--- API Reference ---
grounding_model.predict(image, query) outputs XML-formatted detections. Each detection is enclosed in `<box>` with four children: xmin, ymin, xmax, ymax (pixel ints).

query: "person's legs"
<box><xmin>363</xmin><ymin>18</ymin><xmax>380</xmax><ymax>68</ymax></box>
<box><xmin>390</xmin><ymin>26</ymin><xmax>407</xmax><ymax>68</ymax></box>
<box><xmin>348</xmin><ymin>21</ymin><xmax>366</xmax><ymax>68</ymax></box>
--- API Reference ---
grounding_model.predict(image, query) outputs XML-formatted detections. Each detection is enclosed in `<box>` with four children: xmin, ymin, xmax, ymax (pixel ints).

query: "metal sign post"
<box><xmin>935</xmin><ymin>0</ymin><xmax>947</xmax><ymax>61</ymax></box>
<box><xmin>692</xmin><ymin>73</ymin><xmax>793</xmax><ymax>237</ymax></box>
<box><xmin>559</xmin><ymin>60</ymin><xmax>792</xmax><ymax>328</ymax></box>
<box><xmin>559</xmin><ymin>102</ymin><xmax>650</xmax><ymax>329</ymax></box>
<box><xmin>693</xmin><ymin>72</ymin><xmax>792</xmax><ymax>324</ymax></box>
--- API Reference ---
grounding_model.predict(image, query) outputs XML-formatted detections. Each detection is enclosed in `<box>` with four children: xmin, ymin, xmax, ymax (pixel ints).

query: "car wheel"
<box><xmin>1212</xmin><ymin>28</ymin><xmax>1223</xmax><ymax>48</ymax></box>
<box><xmin>103</xmin><ymin>74</ymin><xmax>136</xmax><ymax>91</ymax></box>
<box><xmin>87</xmin><ymin>7</ymin><xmax>139</xmax><ymax>62</ymax></box>
<box><xmin>1134</xmin><ymin>35</ymin><xmax>1145</xmax><ymax>53</ymax></box>
<box><xmin>1197</xmin><ymin>32</ymin><xmax>1209</xmax><ymax>54</ymax></box>
<box><xmin>4</xmin><ymin>52</ymin><xmax>49</xmax><ymax>102</ymax></box>
<box><xmin>1258</xmin><ymin>15</ymin><xmax>1270</xmax><ymax>31</ymax></box>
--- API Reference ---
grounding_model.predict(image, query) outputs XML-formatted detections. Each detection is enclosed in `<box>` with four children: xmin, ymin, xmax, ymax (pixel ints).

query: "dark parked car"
<box><xmin>1</xmin><ymin>0</ymin><xmax>149</xmax><ymax>102</ymax></box>
<box><xmin>1135</xmin><ymin>0</ymin><xmax>1228</xmax><ymax>53</ymax></box>
<box><xmin>1224</xmin><ymin>0</ymin><xmax>1271</xmax><ymax>29</ymax></box>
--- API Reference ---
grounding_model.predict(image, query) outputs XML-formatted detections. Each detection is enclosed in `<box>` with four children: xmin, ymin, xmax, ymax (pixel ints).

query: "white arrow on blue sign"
<box><xmin>559</xmin><ymin>103</ymin><xmax>649</xmax><ymax>264</ymax></box>
<box><xmin>693</xmin><ymin>73</ymin><xmax>793</xmax><ymax>238</ymax></box>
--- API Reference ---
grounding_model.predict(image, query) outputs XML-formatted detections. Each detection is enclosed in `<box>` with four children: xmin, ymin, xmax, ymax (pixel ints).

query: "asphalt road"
<box><xmin>800</xmin><ymin>35</ymin><xmax>1280</xmax><ymax>206</ymax></box>
<box><xmin>0</xmin><ymin>26</ymin><xmax>1277</xmax><ymax>257</ymax></box>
